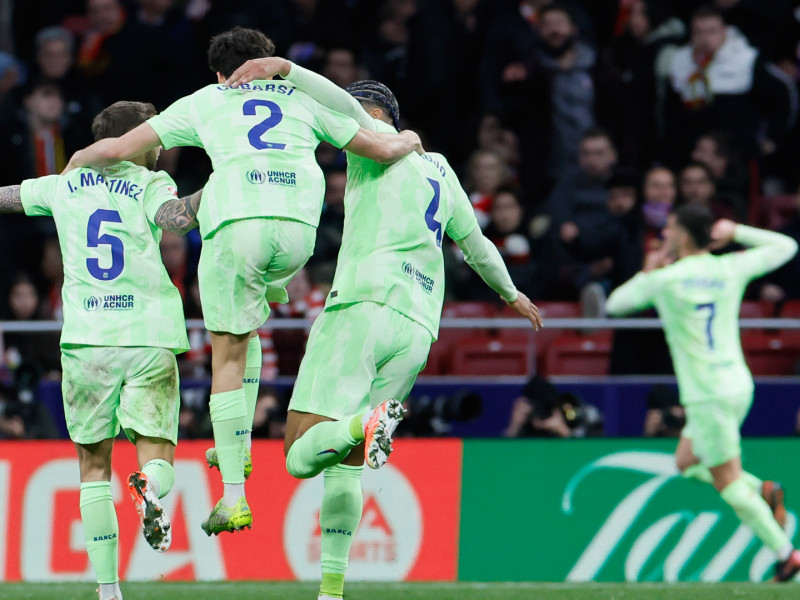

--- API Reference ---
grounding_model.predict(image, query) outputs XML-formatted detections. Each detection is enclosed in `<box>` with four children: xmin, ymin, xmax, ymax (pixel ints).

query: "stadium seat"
<box><xmin>450</xmin><ymin>335</ymin><xmax>533</xmax><ymax>376</ymax></box>
<box><xmin>441</xmin><ymin>301</ymin><xmax>499</xmax><ymax>318</ymax></box>
<box><xmin>543</xmin><ymin>331</ymin><xmax>612</xmax><ymax>376</ymax></box>
<box><xmin>780</xmin><ymin>301</ymin><xmax>800</xmax><ymax>318</ymax></box>
<box><xmin>743</xmin><ymin>331</ymin><xmax>800</xmax><ymax>376</ymax></box>
<box><xmin>431</xmin><ymin>302</ymin><xmax>502</xmax><ymax>374</ymax></box>
<box><xmin>739</xmin><ymin>300</ymin><xmax>775</xmax><ymax>319</ymax></box>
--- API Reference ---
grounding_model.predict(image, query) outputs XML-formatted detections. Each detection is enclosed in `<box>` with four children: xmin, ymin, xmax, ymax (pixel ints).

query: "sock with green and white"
<box><xmin>683</xmin><ymin>465</ymin><xmax>763</xmax><ymax>492</ymax></box>
<box><xmin>141</xmin><ymin>459</ymin><xmax>175</xmax><ymax>499</ymax></box>
<box><xmin>720</xmin><ymin>477</ymin><xmax>793</xmax><ymax>560</ymax></box>
<box><xmin>80</xmin><ymin>481</ymin><xmax>121</xmax><ymax>599</ymax></box>
<box><xmin>209</xmin><ymin>388</ymin><xmax>248</xmax><ymax>505</ymax></box>
<box><xmin>243</xmin><ymin>335</ymin><xmax>262</xmax><ymax>451</ymax></box>
<box><xmin>319</xmin><ymin>464</ymin><xmax>364</xmax><ymax>599</ymax></box>
<box><xmin>286</xmin><ymin>414</ymin><xmax>365</xmax><ymax>479</ymax></box>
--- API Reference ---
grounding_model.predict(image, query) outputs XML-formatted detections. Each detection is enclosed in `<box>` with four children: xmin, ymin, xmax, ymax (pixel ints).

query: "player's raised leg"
<box><xmin>77</xmin><ymin>439</ymin><xmax>123</xmax><ymax>600</ymax></box>
<box><xmin>128</xmin><ymin>436</ymin><xmax>176</xmax><ymax>552</ymax></box>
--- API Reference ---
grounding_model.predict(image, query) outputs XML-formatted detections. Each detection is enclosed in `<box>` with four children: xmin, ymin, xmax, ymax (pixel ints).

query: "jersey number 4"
<box><xmin>243</xmin><ymin>99</ymin><xmax>286</xmax><ymax>150</ymax></box>
<box><xmin>87</xmin><ymin>209</ymin><xmax>124</xmax><ymax>281</ymax></box>
<box><xmin>425</xmin><ymin>178</ymin><xmax>442</xmax><ymax>248</ymax></box>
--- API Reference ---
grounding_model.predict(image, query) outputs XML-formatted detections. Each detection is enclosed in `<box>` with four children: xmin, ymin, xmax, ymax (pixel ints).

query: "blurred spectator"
<box><xmin>504</xmin><ymin>375</ymin><xmax>604</xmax><ymax>438</ymax></box>
<box><xmin>482</xmin><ymin>3</ymin><xmax>619</xmax><ymax>199</ymax></box>
<box><xmin>464</xmin><ymin>149</ymin><xmax>513</xmax><ymax>229</ymax></box>
<box><xmin>662</xmin><ymin>5</ymin><xmax>797</xmax><ymax>168</ymax></box>
<box><xmin>251</xmin><ymin>386</ymin><xmax>287</xmax><ymax>439</ymax></box>
<box><xmin>0</xmin><ymin>78</ymin><xmax>90</xmax><ymax>183</ymax></box>
<box><xmin>678</xmin><ymin>162</ymin><xmax>737</xmax><ymax>221</ymax></box>
<box><xmin>308</xmin><ymin>169</ymin><xmax>346</xmax><ymax>286</ymax></box>
<box><xmin>711</xmin><ymin>0</ymin><xmax>797</xmax><ymax>64</ymax></box>
<box><xmin>475</xmin><ymin>113</ymin><xmax>520</xmax><ymax>169</ymax></box>
<box><xmin>643</xmin><ymin>384</ymin><xmax>684</xmax><ymax>436</ymax></box>
<box><xmin>608</xmin><ymin>0</ymin><xmax>685</xmax><ymax>168</ymax></box>
<box><xmin>641</xmin><ymin>165</ymin><xmax>676</xmax><ymax>252</ymax></box>
<box><xmin>178</xmin><ymin>386</ymin><xmax>212</xmax><ymax>439</ymax></box>
<box><xmin>322</xmin><ymin>48</ymin><xmax>363</xmax><ymax>87</ymax></box>
<box><xmin>758</xmin><ymin>193</ymin><xmax>800</xmax><ymax>303</ymax></box>
<box><xmin>691</xmin><ymin>130</ymin><xmax>747</xmax><ymax>219</ymax></box>
<box><xmin>0</xmin><ymin>374</ymin><xmax>59</xmax><ymax>439</ymax></box>
<box><xmin>160</xmin><ymin>231</ymin><xmax>189</xmax><ymax>300</ymax></box>
<box><xmin>1</xmin><ymin>274</ymin><xmax>61</xmax><ymax>375</ymax></box>
<box><xmin>39</xmin><ymin>237</ymin><xmax>63</xmax><ymax>320</ymax></box>
<box><xmin>0</xmin><ymin>52</ymin><xmax>23</xmax><ymax>108</ymax></box>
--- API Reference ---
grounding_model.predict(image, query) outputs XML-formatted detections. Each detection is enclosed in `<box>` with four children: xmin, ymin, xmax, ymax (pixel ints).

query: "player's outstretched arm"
<box><xmin>0</xmin><ymin>185</ymin><xmax>22</xmax><ymax>213</ymax></box>
<box><xmin>154</xmin><ymin>189</ymin><xmax>202</xmax><ymax>235</ymax></box>
<box><xmin>344</xmin><ymin>128</ymin><xmax>421</xmax><ymax>164</ymax></box>
<box><xmin>63</xmin><ymin>123</ymin><xmax>162</xmax><ymax>173</ymax></box>
<box><xmin>454</xmin><ymin>227</ymin><xmax>542</xmax><ymax>330</ymax></box>
<box><xmin>226</xmin><ymin>58</ymin><xmax>374</xmax><ymax>129</ymax></box>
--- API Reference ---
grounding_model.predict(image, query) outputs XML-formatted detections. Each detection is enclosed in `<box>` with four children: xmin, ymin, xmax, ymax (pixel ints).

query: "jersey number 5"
<box><xmin>87</xmin><ymin>209</ymin><xmax>124</xmax><ymax>281</ymax></box>
<box><xmin>425</xmin><ymin>178</ymin><xmax>442</xmax><ymax>248</ymax></box>
<box><xmin>243</xmin><ymin>99</ymin><xmax>286</xmax><ymax>150</ymax></box>
<box><xmin>695</xmin><ymin>302</ymin><xmax>716</xmax><ymax>350</ymax></box>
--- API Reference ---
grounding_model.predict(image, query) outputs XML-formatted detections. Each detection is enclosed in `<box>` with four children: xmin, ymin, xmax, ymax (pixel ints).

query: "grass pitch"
<box><xmin>0</xmin><ymin>582</ymin><xmax>798</xmax><ymax>600</ymax></box>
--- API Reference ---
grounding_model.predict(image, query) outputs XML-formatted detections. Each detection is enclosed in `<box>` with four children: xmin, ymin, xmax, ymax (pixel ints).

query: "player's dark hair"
<box><xmin>91</xmin><ymin>101</ymin><xmax>156</xmax><ymax>141</ymax></box>
<box><xmin>581</xmin><ymin>127</ymin><xmax>614</xmax><ymax>145</ymax></box>
<box><xmin>208</xmin><ymin>27</ymin><xmax>275</xmax><ymax>79</ymax></box>
<box><xmin>681</xmin><ymin>161</ymin><xmax>715</xmax><ymax>183</ymax></box>
<box><xmin>345</xmin><ymin>80</ymin><xmax>400</xmax><ymax>130</ymax></box>
<box><xmin>674</xmin><ymin>204</ymin><xmax>714</xmax><ymax>249</ymax></box>
<box><xmin>539</xmin><ymin>3</ymin><xmax>575</xmax><ymax>23</ymax></box>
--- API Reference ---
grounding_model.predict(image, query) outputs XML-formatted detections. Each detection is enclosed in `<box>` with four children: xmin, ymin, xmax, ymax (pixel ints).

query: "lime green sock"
<box><xmin>286</xmin><ymin>420</ymin><xmax>359</xmax><ymax>479</ymax></box>
<box><xmin>682</xmin><ymin>464</ymin><xmax>714</xmax><ymax>485</ymax></box>
<box><xmin>141</xmin><ymin>459</ymin><xmax>175</xmax><ymax>499</ymax></box>
<box><xmin>720</xmin><ymin>477</ymin><xmax>790</xmax><ymax>553</ymax></box>
<box><xmin>319</xmin><ymin>464</ymin><xmax>363</xmax><ymax>598</ymax></box>
<box><xmin>243</xmin><ymin>336</ymin><xmax>262</xmax><ymax>451</ymax></box>
<box><xmin>209</xmin><ymin>389</ymin><xmax>248</xmax><ymax>485</ymax></box>
<box><xmin>80</xmin><ymin>481</ymin><xmax>119</xmax><ymax>584</ymax></box>
<box><xmin>683</xmin><ymin>464</ymin><xmax>763</xmax><ymax>492</ymax></box>
<box><xmin>349</xmin><ymin>413</ymin><xmax>365</xmax><ymax>442</ymax></box>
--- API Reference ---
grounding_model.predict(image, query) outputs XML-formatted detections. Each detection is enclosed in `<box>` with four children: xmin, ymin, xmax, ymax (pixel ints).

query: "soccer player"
<box><xmin>63</xmin><ymin>27</ymin><xmax>421</xmax><ymax>536</ymax></box>
<box><xmin>606</xmin><ymin>205</ymin><xmax>800</xmax><ymax>582</ymax></box>
<box><xmin>226</xmin><ymin>57</ymin><xmax>542</xmax><ymax>599</ymax></box>
<box><xmin>0</xmin><ymin>100</ymin><xmax>201</xmax><ymax>600</ymax></box>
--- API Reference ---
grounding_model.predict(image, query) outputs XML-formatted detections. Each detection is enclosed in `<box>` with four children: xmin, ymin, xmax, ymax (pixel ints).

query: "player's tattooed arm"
<box><xmin>154</xmin><ymin>189</ymin><xmax>202</xmax><ymax>234</ymax></box>
<box><xmin>0</xmin><ymin>185</ymin><xmax>22</xmax><ymax>213</ymax></box>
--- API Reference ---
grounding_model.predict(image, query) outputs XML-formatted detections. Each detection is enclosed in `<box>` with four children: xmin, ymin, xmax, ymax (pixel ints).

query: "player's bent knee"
<box><xmin>285</xmin><ymin>448</ymin><xmax>318</xmax><ymax>480</ymax></box>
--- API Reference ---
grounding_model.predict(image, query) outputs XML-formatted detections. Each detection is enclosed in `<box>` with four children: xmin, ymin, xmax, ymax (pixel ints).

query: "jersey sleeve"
<box><xmin>147</xmin><ymin>95</ymin><xmax>204</xmax><ymax>150</ymax></box>
<box><xmin>606</xmin><ymin>272</ymin><xmax>657</xmax><ymax>316</ymax></box>
<box><xmin>142</xmin><ymin>171</ymin><xmax>180</xmax><ymax>225</ymax></box>
<box><xmin>285</xmin><ymin>64</ymin><xmax>376</xmax><ymax>131</ymax></box>
<box><xmin>439</xmin><ymin>156</ymin><xmax>478</xmax><ymax>241</ymax></box>
<box><xmin>729</xmin><ymin>225</ymin><xmax>799</xmax><ymax>282</ymax></box>
<box><xmin>311</xmin><ymin>101</ymin><xmax>361</xmax><ymax>149</ymax></box>
<box><xmin>20</xmin><ymin>175</ymin><xmax>59</xmax><ymax>216</ymax></box>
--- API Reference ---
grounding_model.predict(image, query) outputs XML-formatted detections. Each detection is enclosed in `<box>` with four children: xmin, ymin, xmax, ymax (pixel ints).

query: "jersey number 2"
<box><xmin>695</xmin><ymin>302</ymin><xmax>716</xmax><ymax>350</ymax></box>
<box><xmin>243</xmin><ymin>99</ymin><xmax>286</xmax><ymax>150</ymax></box>
<box><xmin>87</xmin><ymin>209</ymin><xmax>124</xmax><ymax>281</ymax></box>
<box><xmin>425</xmin><ymin>178</ymin><xmax>442</xmax><ymax>248</ymax></box>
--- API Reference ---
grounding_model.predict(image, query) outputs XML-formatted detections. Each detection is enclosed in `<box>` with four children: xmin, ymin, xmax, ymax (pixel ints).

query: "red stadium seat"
<box><xmin>431</xmin><ymin>302</ymin><xmax>502</xmax><ymax>374</ymax></box>
<box><xmin>757</xmin><ymin>195</ymin><xmax>798</xmax><ymax>231</ymax></box>
<box><xmin>780</xmin><ymin>301</ymin><xmax>800</xmax><ymax>318</ymax></box>
<box><xmin>543</xmin><ymin>332</ymin><xmax>611</xmax><ymax>376</ymax></box>
<box><xmin>450</xmin><ymin>335</ymin><xmax>533</xmax><ymax>376</ymax></box>
<box><xmin>743</xmin><ymin>331</ymin><xmax>800</xmax><ymax>376</ymax></box>
<box><xmin>739</xmin><ymin>300</ymin><xmax>775</xmax><ymax>319</ymax></box>
<box><xmin>441</xmin><ymin>301</ymin><xmax>499</xmax><ymax>318</ymax></box>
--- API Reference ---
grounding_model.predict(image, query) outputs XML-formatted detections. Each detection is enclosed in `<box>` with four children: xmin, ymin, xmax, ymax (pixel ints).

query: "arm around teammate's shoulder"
<box><xmin>343</xmin><ymin>128</ymin><xmax>421</xmax><ymax>163</ymax></box>
<box><xmin>62</xmin><ymin>123</ymin><xmax>162</xmax><ymax>173</ymax></box>
<box><xmin>0</xmin><ymin>185</ymin><xmax>22</xmax><ymax>213</ymax></box>
<box><xmin>154</xmin><ymin>189</ymin><xmax>202</xmax><ymax>235</ymax></box>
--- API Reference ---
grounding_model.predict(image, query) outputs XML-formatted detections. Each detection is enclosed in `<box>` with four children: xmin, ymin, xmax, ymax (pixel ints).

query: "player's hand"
<box><xmin>643</xmin><ymin>244</ymin><xmax>673</xmax><ymax>272</ymax></box>
<box><xmin>710</xmin><ymin>218</ymin><xmax>737</xmax><ymax>250</ymax></box>
<box><xmin>506</xmin><ymin>291</ymin><xmax>543</xmax><ymax>331</ymax></box>
<box><xmin>398</xmin><ymin>129</ymin><xmax>423</xmax><ymax>155</ymax></box>
<box><xmin>61</xmin><ymin>155</ymin><xmax>80</xmax><ymax>174</ymax></box>
<box><xmin>225</xmin><ymin>57</ymin><xmax>291</xmax><ymax>88</ymax></box>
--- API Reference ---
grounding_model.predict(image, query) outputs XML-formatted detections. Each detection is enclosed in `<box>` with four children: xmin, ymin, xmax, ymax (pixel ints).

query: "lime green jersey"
<box><xmin>147</xmin><ymin>81</ymin><xmax>361</xmax><ymax>238</ymax></box>
<box><xmin>20</xmin><ymin>162</ymin><xmax>189</xmax><ymax>352</ymax></box>
<box><xmin>606</xmin><ymin>226</ymin><xmax>798</xmax><ymax>404</ymax></box>
<box><xmin>327</xmin><ymin>122</ymin><xmax>478</xmax><ymax>339</ymax></box>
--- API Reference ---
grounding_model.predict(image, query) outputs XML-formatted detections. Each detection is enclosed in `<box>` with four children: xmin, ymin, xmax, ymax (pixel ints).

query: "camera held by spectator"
<box><xmin>505</xmin><ymin>375</ymin><xmax>604</xmax><ymax>438</ymax></box>
<box><xmin>644</xmin><ymin>384</ymin><xmax>685</xmax><ymax>437</ymax></box>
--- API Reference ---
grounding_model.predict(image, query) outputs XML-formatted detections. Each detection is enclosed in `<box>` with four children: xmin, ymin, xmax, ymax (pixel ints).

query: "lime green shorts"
<box><xmin>198</xmin><ymin>217</ymin><xmax>316</xmax><ymax>335</ymax></box>
<box><xmin>61</xmin><ymin>345</ymin><xmax>180</xmax><ymax>445</ymax></box>
<box><xmin>289</xmin><ymin>302</ymin><xmax>432</xmax><ymax>420</ymax></box>
<box><xmin>682</xmin><ymin>394</ymin><xmax>752</xmax><ymax>468</ymax></box>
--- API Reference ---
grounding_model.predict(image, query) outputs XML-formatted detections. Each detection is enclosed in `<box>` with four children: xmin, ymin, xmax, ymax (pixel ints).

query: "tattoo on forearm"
<box><xmin>154</xmin><ymin>189</ymin><xmax>202</xmax><ymax>234</ymax></box>
<box><xmin>0</xmin><ymin>185</ymin><xmax>22</xmax><ymax>213</ymax></box>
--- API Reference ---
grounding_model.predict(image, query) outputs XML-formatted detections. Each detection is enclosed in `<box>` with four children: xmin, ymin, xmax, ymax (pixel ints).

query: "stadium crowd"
<box><xmin>1</xmin><ymin>0</ymin><xmax>800</xmax><ymax>437</ymax></box>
